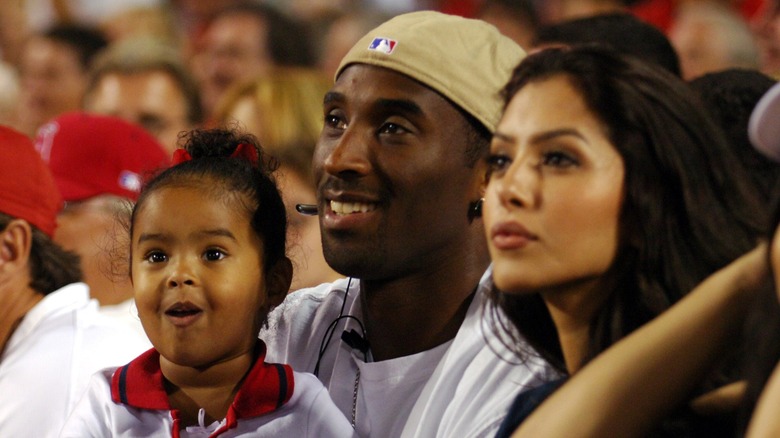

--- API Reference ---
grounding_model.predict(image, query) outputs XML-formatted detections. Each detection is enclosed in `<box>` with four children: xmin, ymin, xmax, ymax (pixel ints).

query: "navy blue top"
<box><xmin>494</xmin><ymin>378</ymin><xmax>567</xmax><ymax>438</ymax></box>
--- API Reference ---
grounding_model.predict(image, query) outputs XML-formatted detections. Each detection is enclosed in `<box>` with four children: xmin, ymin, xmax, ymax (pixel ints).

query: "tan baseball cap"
<box><xmin>336</xmin><ymin>11</ymin><xmax>526</xmax><ymax>133</ymax></box>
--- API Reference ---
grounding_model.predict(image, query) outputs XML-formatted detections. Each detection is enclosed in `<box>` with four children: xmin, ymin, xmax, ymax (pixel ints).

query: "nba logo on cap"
<box><xmin>368</xmin><ymin>37</ymin><xmax>397</xmax><ymax>54</ymax></box>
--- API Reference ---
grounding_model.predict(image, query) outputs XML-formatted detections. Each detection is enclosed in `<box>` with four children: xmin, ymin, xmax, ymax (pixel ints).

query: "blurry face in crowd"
<box><xmin>84</xmin><ymin>70</ymin><xmax>190</xmax><ymax>154</ymax></box>
<box><xmin>54</xmin><ymin>195</ymin><xmax>132</xmax><ymax>306</ymax></box>
<box><xmin>195</xmin><ymin>13</ymin><xmax>271</xmax><ymax>115</ymax></box>
<box><xmin>318</xmin><ymin>15</ymin><xmax>369</xmax><ymax>79</ymax></box>
<box><xmin>18</xmin><ymin>36</ymin><xmax>87</xmax><ymax>134</ymax></box>
<box><xmin>225</xmin><ymin>95</ymin><xmax>265</xmax><ymax>141</ymax></box>
<box><xmin>484</xmin><ymin>75</ymin><xmax>624</xmax><ymax>302</ymax></box>
<box><xmin>754</xmin><ymin>1</ymin><xmax>780</xmax><ymax>75</ymax></box>
<box><xmin>670</xmin><ymin>19</ymin><xmax>729</xmax><ymax>80</ymax></box>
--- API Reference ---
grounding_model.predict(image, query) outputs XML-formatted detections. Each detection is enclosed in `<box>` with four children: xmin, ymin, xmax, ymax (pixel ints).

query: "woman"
<box><xmin>483</xmin><ymin>46</ymin><xmax>766</xmax><ymax>436</ymax></box>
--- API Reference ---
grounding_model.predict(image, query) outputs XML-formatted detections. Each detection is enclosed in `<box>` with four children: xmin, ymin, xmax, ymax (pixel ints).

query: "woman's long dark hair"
<box><xmin>488</xmin><ymin>46</ymin><xmax>766</xmax><ymax>373</ymax></box>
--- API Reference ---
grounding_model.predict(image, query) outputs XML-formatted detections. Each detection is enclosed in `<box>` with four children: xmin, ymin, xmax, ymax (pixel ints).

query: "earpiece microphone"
<box><xmin>314</xmin><ymin>277</ymin><xmax>368</xmax><ymax>376</ymax></box>
<box><xmin>341</xmin><ymin>329</ymin><xmax>370</xmax><ymax>354</ymax></box>
<box><xmin>295</xmin><ymin>204</ymin><xmax>318</xmax><ymax>216</ymax></box>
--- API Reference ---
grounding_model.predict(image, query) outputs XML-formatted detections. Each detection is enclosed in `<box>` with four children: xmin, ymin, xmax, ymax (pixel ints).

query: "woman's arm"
<box><xmin>746</xmin><ymin>359</ymin><xmax>780</xmax><ymax>437</ymax></box>
<box><xmin>513</xmin><ymin>245</ymin><xmax>768</xmax><ymax>438</ymax></box>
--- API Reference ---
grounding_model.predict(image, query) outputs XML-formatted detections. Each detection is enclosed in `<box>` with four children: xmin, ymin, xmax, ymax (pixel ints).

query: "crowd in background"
<box><xmin>0</xmin><ymin>0</ymin><xmax>778</xmax><ymax>132</ymax></box>
<box><xmin>1</xmin><ymin>0</ymin><xmax>780</xmax><ymax>130</ymax></box>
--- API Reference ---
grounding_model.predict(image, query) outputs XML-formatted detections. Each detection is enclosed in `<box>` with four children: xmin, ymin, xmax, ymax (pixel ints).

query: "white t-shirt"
<box><xmin>261</xmin><ymin>267</ymin><xmax>556</xmax><ymax>437</ymax></box>
<box><xmin>0</xmin><ymin>283</ymin><xmax>151</xmax><ymax>438</ymax></box>
<box><xmin>60</xmin><ymin>345</ymin><xmax>357</xmax><ymax>438</ymax></box>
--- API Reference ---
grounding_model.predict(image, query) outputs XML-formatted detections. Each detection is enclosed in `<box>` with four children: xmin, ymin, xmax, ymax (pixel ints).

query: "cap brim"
<box><xmin>54</xmin><ymin>176</ymin><xmax>105</xmax><ymax>202</ymax></box>
<box><xmin>749</xmin><ymin>81</ymin><xmax>780</xmax><ymax>162</ymax></box>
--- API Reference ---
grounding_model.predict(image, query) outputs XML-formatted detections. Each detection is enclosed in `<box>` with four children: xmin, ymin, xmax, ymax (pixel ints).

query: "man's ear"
<box><xmin>474</xmin><ymin>155</ymin><xmax>490</xmax><ymax>199</ymax></box>
<box><xmin>0</xmin><ymin>220</ymin><xmax>33</xmax><ymax>275</ymax></box>
<box><xmin>264</xmin><ymin>257</ymin><xmax>293</xmax><ymax>309</ymax></box>
<box><xmin>467</xmin><ymin>158</ymin><xmax>490</xmax><ymax>222</ymax></box>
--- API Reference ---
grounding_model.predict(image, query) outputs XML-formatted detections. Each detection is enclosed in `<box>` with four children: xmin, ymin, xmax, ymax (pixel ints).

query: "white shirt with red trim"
<box><xmin>60</xmin><ymin>344</ymin><xmax>357</xmax><ymax>438</ymax></box>
<box><xmin>0</xmin><ymin>283</ymin><xmax>151</xmax><ymax>438</ymax></box>
<box><xmin>261</xmin><ymin>267</ymin><xmax>558</xmax><ymax>438</ymax></box>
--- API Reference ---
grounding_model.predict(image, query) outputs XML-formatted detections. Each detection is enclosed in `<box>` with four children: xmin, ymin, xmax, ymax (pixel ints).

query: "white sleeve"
<box><xmin>59</xmin><ymin>369</ymin><xmax>115</xmax><ymax>438</ymax></box>
<box><xmin>295</xmin><ymin>373</ymin><xmax>358</xmax><ymax>438</ymax></box>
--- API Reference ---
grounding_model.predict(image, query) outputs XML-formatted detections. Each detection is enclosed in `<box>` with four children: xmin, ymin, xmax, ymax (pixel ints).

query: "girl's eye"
<box><xmin>541</xmin><ymin>151</ymin><xmax>578</xmax><ymax>168</ymax></box>
<box><xmin>203</xmin><ymin>249</ymin><xmax>226</xmax><ymax>261</ymax></box>
<box><xmin>145</xmin><ymin>251</ymin><xmax>167</xmax><ymax>263</ymax></box>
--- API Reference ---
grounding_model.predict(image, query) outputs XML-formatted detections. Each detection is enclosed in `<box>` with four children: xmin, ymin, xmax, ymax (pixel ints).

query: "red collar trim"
<box><xmin>111</xmin><ymin>342</ymin><xmax>295</xmax><ymax>422</ymax></box>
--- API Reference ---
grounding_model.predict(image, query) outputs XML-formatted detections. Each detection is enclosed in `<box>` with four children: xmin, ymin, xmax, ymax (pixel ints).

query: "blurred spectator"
<box><xmin>280</xmin><ymin>0</ymin><xmax>354</xmax><ymax>22</ymax></box>
<box><xmin>631</xmin><ymin>0</ymin><xmax>766</xmax><ymax>33</ymax></box>
<box><xmin>671</xmin><ymin>2</ymin><xmax>759</xmax><ymax>80</ymax></box>
<box><xmin>21</xmin><ymin>0</ymin><xmax>165</xmax><ymax>33</ymax></box>
<box><xmin>167</xmin><ymin>0</ymin><xmax>242</xmax><ymax>55</ymax></box>
<box><xmin>214</xmin><ymin>68</ymin><xmax>329</xmax><ymax>154</ymax></box>
<box><xmin>689</xmin><ymin>68</ymin><xmax>779</xmax><ymax>201</ymax></box>
<box><xmin>191</xmin><ymin>2</ymin><xmax>316</xmax><ymax>119</ymax></box>
<box><xmin>0</xmin><ymin>124</ymin><xmax>149</xmax><ymax>437</ymax></box>
<box><xmin>15</xmin><ymin>24</ymin><xmax>107</xmax><ymax>137</ymax></box>
<box><xmin>35</xmin><ymin>112</ymin><xmax>168</xmax><ymax>337</ymax></box>
<box><xmin>99</xmin><ymin>6</ymin><xmax>181</xmax><ymax>48</ymax></box>
<box><xmin>0</xmin><ymin>1</ymin><xmax>30</xmax><ymax>66</ymax></box>
<box><xmin>214</xmin><ymin>68</ymin><xmax>339</xmax><ymax>290</ymax></box>
<box><xmin>83</xmin><ymin>37</ymin><xmax>202</xmax><ymax>153</ymax></box>
<box><xmin>535</xmin><ymin>12</ymin><xmax>681</xmax><ymax>76</ymax></box>
<box><xmin>276</xmin><ymin>146</ymin><xmax>342</xmax><ymax>291</ymax></box>
<box><xmin>753</xmin><ymin>0</ymin><xmax>780</xmax><ymax>76</ymax></box>
<box><xmin>0</xmin><ymin>62</ymin><xmax>19</xmax><ymax>126</ymax></box>
<box><xmin>476</xmin><ymin>0</ymin><xmax>540</xmax><ymax>50</ymax></box>
<box><xmin>317</xmin><ymin>8</ymin><xmax>391</xmax><ymax>78</ymax></box>
<box><xmin>537</xmin><ymin>0</ymin><xmax>640</xmax><ymax>23</ymax></box>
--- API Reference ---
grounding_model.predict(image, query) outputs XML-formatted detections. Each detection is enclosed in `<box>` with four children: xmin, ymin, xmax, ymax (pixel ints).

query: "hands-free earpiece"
<box><xmin>295</xmin><ymin>204</ymin><xmax>319</xmax><ymax>216</ymax></box>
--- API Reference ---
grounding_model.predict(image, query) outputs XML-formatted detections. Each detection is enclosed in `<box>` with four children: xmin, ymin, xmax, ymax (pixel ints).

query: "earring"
<box><xmin>468</xmin><ymin>198</ymin><xmax>484</xmax><ymax>222</ymax></box>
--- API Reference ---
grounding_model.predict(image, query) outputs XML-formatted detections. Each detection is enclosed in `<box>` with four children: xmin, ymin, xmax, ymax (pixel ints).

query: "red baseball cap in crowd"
<box><xmin>34</xmin><ymin>112</ymin><xmax>170</xmax><ymax>202</ymax></box>
<box><xmin>0</xmin><ymin>125</ymin><xmax>62</xmax><ymax>237</ymax></box>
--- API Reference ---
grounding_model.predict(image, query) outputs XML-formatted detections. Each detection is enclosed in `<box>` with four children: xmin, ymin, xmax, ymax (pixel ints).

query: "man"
<box><xmin>83</xmin><ymin>37</ymin><xmax>202</xmax><ymax>154</ymax></box>
<box><xmin>0</xmin><ymin>125</ymin><xmax>149</xmax><ymax>437</ymax></box>
<box><xmin>190</xmin><ymin>2</ymin><xmax>315</xmax><ymax>118</ymax></box>
<box><xmin>262</xmin><ymin>11</ymin><xmax>554</xmax><ymax>437</ymax></box>
<box><xmin>15</xmin><ymin>24</ymin><xmax>107</xmax><ymax>137</ymax></box>
<box><xmin>35</xmin><ymin>112</ymin><xmax>169</xmax><ymax>338</ymax></box>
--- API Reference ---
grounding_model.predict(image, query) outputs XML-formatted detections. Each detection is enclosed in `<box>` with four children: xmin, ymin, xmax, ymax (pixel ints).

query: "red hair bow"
<box><xmin>171</xmin><ymin>143</ymin><xmax>258</xmax><ymax>165</ymax></box>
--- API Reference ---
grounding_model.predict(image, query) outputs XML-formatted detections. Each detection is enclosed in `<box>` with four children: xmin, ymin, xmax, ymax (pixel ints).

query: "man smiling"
<box><xmin>262</xmin><ymin>11</ymin><xmax>554</xmax><ymax>437</ymax></box>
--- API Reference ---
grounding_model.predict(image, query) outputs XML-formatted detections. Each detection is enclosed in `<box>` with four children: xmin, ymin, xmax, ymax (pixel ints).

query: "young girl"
<box><xmin>60</xmin><ymin>129</ymin><xmax>355</xmax><ymax>437</ymax></box>
<box><xmin>483</xmin><ymin>46</ymin><xmax>766</xmax><ymax>437</ymax></box>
